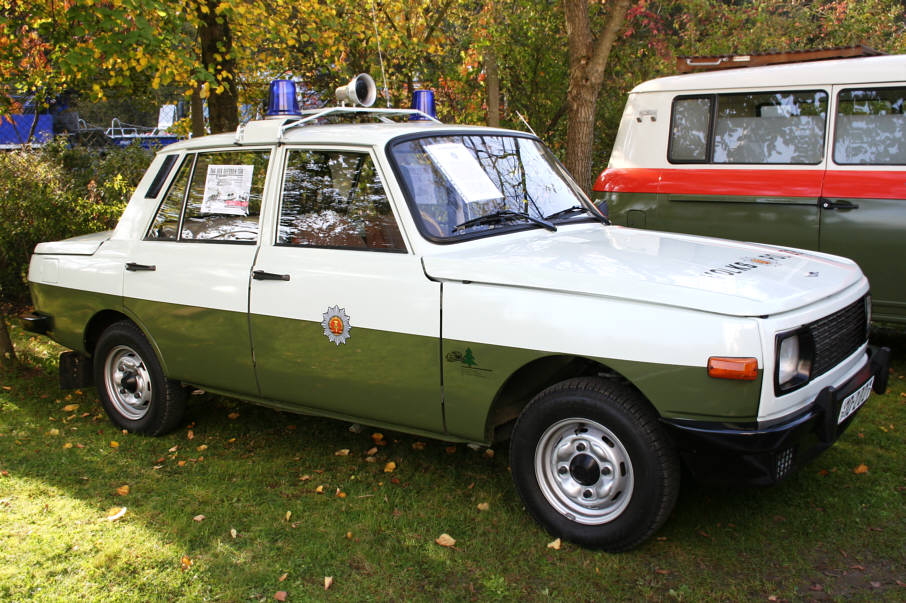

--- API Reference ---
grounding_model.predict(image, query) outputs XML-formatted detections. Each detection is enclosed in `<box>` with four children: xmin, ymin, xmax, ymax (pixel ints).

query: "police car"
<box><xmin>23</xmin><ymin>75</ymin><xmax>889</xmax><ymax>551</ymax></box>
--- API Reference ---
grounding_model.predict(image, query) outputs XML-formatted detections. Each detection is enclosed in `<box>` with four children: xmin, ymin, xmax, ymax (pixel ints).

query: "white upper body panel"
<box><xmin>422</xmin><ymin>222</ymin><xmax>862</xmax><ymax>318</ymax></box>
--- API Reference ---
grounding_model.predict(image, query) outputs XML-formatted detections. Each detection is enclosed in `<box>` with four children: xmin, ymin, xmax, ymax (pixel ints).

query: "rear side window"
<box><xmin>145</xmin><ymin>150</ymin><xmax>271</xmax><ymax>243</ymax></box>
<box><xmin>669</xmin><ymin>90</ymin><xmax>828</xmax><ymax>165</ymax></box>
<box><xmin>145</xmin><ymin>154</ymin><xmax>179</xmax><ymax>199</ymax></box>
<box><xmin>834</xmin><ymin>87</ymin><xmax>906</xmax><ymax>165</ymax></box>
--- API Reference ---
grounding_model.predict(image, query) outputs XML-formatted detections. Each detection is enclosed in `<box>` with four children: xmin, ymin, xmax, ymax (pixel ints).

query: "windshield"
<box><xmin>389</xmin><ymin>134</ymin><xmax>595</xmax><ymax>240</ymax></box>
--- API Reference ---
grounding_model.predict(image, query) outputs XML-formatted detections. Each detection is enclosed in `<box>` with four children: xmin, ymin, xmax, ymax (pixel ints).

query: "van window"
<box><xmin>669</xmin><ymin>91</ymin><xmax>828</xmax><ymax>165</ymax></box>
<box><xmin>834</xmin><ymin>87</ymin><xmax>906</xmax><ymax>165</ymax></box>
<box><xmin>669</xmin><ymin>97</ymin><xmax>712</xmax><ymax>162</ymax></box>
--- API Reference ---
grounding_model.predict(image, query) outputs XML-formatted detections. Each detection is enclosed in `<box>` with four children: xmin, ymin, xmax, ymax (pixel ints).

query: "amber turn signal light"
<box><xmin>707</xmin><ymin>357</ymin><xmax>758</xmax><ymax>381</ymax></box>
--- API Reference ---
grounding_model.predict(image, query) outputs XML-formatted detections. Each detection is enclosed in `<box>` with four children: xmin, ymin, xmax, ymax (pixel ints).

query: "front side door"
<box><xmin>124</xmin><ymin>148</ymin><xmax>273</xmax><ymax>395</ymax></box>
<box><xmin>820</xmin><ymin>84</ymin><xmax>906</xmax><ymax>322</ymax></box>
<box><xmin>249</xmin><ymin>147</ymin><xmax>443</xmax><ymax>432</ymax></box>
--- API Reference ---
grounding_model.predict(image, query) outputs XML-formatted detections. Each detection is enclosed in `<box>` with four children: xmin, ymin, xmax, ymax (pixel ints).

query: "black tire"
<box><xmin>509</xmin><ymin>377</ymin><xmax>680</xmax><ymax>551</ymax></box>
<box><xmin>93</xmin><ymin>320</ymin><xmax>185</xmax><ymax>436</ymax></box>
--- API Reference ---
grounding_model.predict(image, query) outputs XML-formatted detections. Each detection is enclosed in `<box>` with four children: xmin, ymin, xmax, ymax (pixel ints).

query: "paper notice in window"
<box><xmin>201</xmin><ymin>164</ymin><xmax>254</xmax><ymax>216</ymax></box>
<box><xmin>424</xmin><ymin>143</ymin><xmax>502</xmax><ymax>203</ymax></box>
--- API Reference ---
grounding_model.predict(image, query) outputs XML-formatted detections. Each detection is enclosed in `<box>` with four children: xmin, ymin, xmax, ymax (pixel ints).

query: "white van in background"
<box><xmin>594</xmin><ymin>54</ymin><xmax>906</xmax><ymax>323</ymax></box>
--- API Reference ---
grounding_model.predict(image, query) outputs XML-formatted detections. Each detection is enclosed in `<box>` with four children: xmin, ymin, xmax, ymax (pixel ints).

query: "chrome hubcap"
<box><xmin>104</xmin><ymin>345</ymin><xmax>152</xmax><ymax>420</ymax></box>
<box><xmin>535</xmin><ymin>418</ymin><xmax>634</xmax><ymax>525</ymax></box>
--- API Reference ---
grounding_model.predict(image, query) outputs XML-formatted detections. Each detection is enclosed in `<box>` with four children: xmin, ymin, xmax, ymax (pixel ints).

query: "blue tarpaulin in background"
<box><xmin>0</xmin><ymin>114</ymin><xmax>53</xmax><ymax>146</ymax></box>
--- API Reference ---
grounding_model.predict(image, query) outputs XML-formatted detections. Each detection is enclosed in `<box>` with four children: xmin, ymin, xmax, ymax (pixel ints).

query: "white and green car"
<box><xmin>24</xmin><ymin>101</ymin><xmax>889</xmax><ymax>551</ymax></box>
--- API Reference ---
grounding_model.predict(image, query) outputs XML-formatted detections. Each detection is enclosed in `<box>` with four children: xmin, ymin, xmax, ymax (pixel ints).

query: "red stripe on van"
<box><xmin>822</xmin><ymin>170</ymin><xmax>906</xmax><ymax>200</ymax></box>
<box><xmin>593</xmin><ymin>168</ymin><xmax>660</xmax><ymax>193</ymax></box>
<box><xmin>595</xmin><ymin>168</ymin><xmax>824</xmax><ymax>197</ymax></box>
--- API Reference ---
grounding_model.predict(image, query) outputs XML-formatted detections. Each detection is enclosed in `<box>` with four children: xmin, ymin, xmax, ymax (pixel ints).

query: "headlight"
<box><xmin>774</xmin><ymin>329</ymin><xmax>813</xmax><ymax>395</ymax></box>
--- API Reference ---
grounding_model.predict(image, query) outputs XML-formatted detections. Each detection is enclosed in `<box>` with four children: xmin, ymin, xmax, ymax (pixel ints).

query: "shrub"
<box><xmin>0</xmin><ymin>140</ymin><xmax>152</xmax><ymax>303</ymax></box>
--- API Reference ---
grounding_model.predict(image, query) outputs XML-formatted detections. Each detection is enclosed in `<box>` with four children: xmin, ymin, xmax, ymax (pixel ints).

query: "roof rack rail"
<box><xmin>675</xmin><ymin>44</ymin><xmax>885</xmax><ymax>74</ymax></box>
<box><xmin>278</xmin><ymin>106</ymin><xmax>441</xmax><ymax>140</ymax></box>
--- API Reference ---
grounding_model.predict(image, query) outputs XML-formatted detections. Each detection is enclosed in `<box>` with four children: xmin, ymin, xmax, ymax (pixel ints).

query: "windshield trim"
<box><xmin>385</xmin><ymin>129</ymin><xmax>586</xmax><ymax>245</ymax></box>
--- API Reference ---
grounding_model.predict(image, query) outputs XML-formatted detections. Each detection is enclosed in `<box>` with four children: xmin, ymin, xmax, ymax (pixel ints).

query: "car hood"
<box><xmin>421</xmin><ymin>224</ymin><xmax>864</xmax><ymax>317</ymax></box>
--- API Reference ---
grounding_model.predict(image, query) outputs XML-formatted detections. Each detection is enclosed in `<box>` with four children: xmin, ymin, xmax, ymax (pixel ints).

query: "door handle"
<box><xmin>125</xmin><ymin>262</ymin><xmax>156</xmax><ymax>271</ymax></box>
<box><xmin>252</xmin><ymin>270</ymin><xmax>290</xmax><ymax>281</ymax></box>
<box><xmin>820</xmin><ymin>198</ymin><xmax>859</xmax><ymax>211</ymax></box>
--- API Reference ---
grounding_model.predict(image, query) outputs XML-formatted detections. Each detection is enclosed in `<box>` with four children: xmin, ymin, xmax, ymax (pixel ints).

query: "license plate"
<box><xmin>837</xmin><ymin>376</ymin><xmax>874</xmax><ymax>424</ymax></box>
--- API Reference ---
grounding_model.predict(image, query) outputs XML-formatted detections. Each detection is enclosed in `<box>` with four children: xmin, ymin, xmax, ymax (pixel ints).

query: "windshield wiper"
<box><xmin>452</xmin><ymin>209</ymin><xmax>557</xmax><ymax>233</ymax></box>
<box><xmin>544</xmin><ymin>204</ymin><xmax>610</xmax><ymax>225</ymax></box>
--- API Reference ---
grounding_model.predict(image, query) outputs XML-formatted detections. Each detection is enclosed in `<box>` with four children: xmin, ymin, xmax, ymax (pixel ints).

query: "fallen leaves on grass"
<box><xmin>371</xmin><ymin>432</ymin><xmax>386</xmax><ymax>445</ymax></box>
<box><xmin>285</xmin><ymin>511</ymin><xmax>292</xmax><ymax>521</ymax></box>
<box><xmin>435</xmin><ymin>533</ymin><xmax>456</xmax><ymax>547</ymax></box>
<box><xmin>196</xmin><ymin>444</ymin><xmax>207</xmax><ymax>452</ymax></box>
<box><xmin>278</xmin><ymin>573</ymin><xmax>288</xmax><ymax>582</ymax></box>
<box><xmin>854</xmin><ymin>463</ymin><xmax>869</xmax><ymax>474</ymax></box>
<box><xmin>324</xmin><ymin>576</ymin><xmax>334</xmax><ymax>590</ymax></box>
<box><xmin>315</xmin><ymin>485</ymin><xmax>324</xmax><ymax>494</ymax></box>
<box><xmin>547</xmin><ymin>538</ymin><xmax>561</xmax><ymax>550</ymax></box>
<box><xmin>193</xmin><ymin>514</ymin><xmax>205</xmax><ymax>522</ymax></box>
<box><xmin>484</xmin><ymin>449</ymin><xmax>495</xmax><ymax>458</ymax></box>
<box><xmin>180</xmin><ymin>555</ymin><xmax>193</xmax><ymax>571</ymax></box>
<box><xmin>274</xmin><ymin>590</ymin><xmax>287</xmax><ymax>601</ymax></box>
<box><xmin>230</xmin><ymin>528</ymin><xmax>237</xmax><ymax>539</ymax></box>
<box><xmin>412</xmin><ymin>441</ymin><xmax>426</xmax><ymax>450</ymax></box>
<box><xmin>187</xmin><ymin>430</ymin><xmax>194</xmax><ymax>440</ymax></box>
<box><xmin>477</xmin><ymin>502</ymin><xmax>489</xmax><ymax>512</ymax></box>
<box><xmin>366</xmin><ymin>446</ymin><xmax>378</xmax><ymax>456</ymax></box>
<box><xmin>62</xmin><ymin>404</ymin><xmax>79</xmax><ymax>412</ymax></box>
<box><xmin>63</xmin><ymin>442</ymin><xmax>72</xmax><ymax>449</ymax></box>
<box><xmin>445</xmin><ymin>446</ymin><xmax>457</xmax><ymax>454</ymax></box>
<box><xmin>48</xmin><ymin>428</ymin><xmax>59</xmax><ymax>436</ymax></box>
<box><xmin>334</xmin><ymin>449</ymin><xmax>350</xmax><ymax>456</ymax></box>
<box><xmin>115</xmin><ymin>485</ymin><xmax>130</xmax><ymax>496</ymax></box>
<box><xmin>227</xmin><ymin>412</ymin><xmax>240</xmax><ymax>420</ymax></box>
<box><xmin>109</xmin><ymin>441</ymin><xmax>119</xmax><ymax>449</ymax></box>
<box><xmin>383</xmin><ymin>461</ymin><xmax>396</xmax><ymax>473</ymax></box>
<box><xmin>655</xmin><ymin>568</ymin><xmax>670</xmax><ymax>575</ymax></box>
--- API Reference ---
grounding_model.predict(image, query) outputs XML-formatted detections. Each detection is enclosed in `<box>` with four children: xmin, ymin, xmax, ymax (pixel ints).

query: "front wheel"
<box><xmin>93</xmin><ymin>321</ymin><xmax>185</xmax><ymax>436</ymax></box>
<box><xmin>510</xmin><ymin>377</ymin><xmax>679</xmax><ymax>551</ymax></box>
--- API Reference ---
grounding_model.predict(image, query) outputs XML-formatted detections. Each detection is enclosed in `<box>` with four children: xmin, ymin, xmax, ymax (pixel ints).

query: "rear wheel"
<box><xmin>510</xmin><ymin>377</ymin><xmax>679</xmax><ymax>551</ymax></box>
<box><xmin>93</xmin><ymin>321</ymin><xmax>185</xmax><ymax>436</ymax></box>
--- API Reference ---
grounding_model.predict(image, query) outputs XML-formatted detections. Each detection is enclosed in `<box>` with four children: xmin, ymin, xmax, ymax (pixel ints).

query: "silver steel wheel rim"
<box><xmin>534</xmin><ymin>418</ymin><xmax>634</xmax><ymax>525</ymax></box>
<box><xmin>103</xmin><ymin>345</ymin><xmax>152</xmax><ymax>421</ymax></box>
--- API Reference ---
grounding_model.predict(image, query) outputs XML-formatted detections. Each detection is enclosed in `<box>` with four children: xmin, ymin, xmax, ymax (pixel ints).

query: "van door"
<box><xmin>656</xmin><ymin>91</ymin><xmax>828</xmax><ymax>249</ymax></box>
<box><xmin>820</xmin><ymin>85</ymin><xmax>906</xmax><ymax>322</ymax></box>
<box><xmin>248</xmin><ymin>147</ymin><xmax>443</xmax><ymax>432</ymax></box>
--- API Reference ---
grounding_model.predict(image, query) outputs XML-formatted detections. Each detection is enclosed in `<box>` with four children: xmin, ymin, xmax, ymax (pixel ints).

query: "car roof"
<box><xmin>630</xmin><ymin>54</ymin><xmax>906</xmax><ymax>94</ymax></box>
<box><xmin>159</xmin><ymin>118</ymin><xmax>527</xmax><ymax>153</ymax></box>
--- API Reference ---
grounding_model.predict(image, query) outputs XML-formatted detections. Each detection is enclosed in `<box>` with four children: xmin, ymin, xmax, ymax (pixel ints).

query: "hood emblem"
<box><xmin>806</xmin><ymin>271</ymin><xmax>819</xmax><ymax>277</ymax></box>
<box><xmin>322</xmin><ymin>305</ymin><xmax>351</xmax><ymax>345</ymax></box>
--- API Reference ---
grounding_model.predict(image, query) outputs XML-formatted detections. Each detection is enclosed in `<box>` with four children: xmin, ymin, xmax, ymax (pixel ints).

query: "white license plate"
<box><xmin>837</xmin><ymin>376</ymin><xmax>874</xmax><ymax>424</ymax></box>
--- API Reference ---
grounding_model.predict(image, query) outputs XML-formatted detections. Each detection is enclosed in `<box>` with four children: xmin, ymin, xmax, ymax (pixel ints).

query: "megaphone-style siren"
<box><xmin>335</xmin><ymin>74</ymin><xmax>377</xmax><ymax>107</ymax></box>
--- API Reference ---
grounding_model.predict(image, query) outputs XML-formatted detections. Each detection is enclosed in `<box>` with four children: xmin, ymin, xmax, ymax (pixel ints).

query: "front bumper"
<box><xmin>662</xmin><ymin>345</ymin><xmax>890</xmax><ymax>486</ymax></box>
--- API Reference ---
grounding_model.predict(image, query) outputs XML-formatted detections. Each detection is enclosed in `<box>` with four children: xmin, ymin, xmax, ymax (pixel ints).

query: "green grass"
<box><xmin>1</xmin><ymin>322</ymin><xmax>905</xmax><ymax>601</ymax></box>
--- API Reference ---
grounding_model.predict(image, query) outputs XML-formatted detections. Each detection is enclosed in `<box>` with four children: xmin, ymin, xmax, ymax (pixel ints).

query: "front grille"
<box><xmin>807</xmin><ymin>295</ymin><xmax>868</xmax><ymax>378</ymax></box>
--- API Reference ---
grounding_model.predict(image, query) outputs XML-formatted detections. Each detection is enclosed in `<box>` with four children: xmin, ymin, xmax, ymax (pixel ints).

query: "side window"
<box><xmin>181</xmin><ymin>150</ymin><xmax>270</xmax><ymax>242</ymax></box>
<box><xmin>713</xmin><ymin>91</ymin><xmax>826</xmax><ymax>164</ymax></box>
<box><xmin>669</xmin><ymin>96</ymin><xmax>712</xmax><ymax>162</ymax></box>
<box><xmin>277</xmin><ymin>149</ymin><xmax>405</xmax><ymax>251</ymax></box>
<box><xmin>145</xmin><ymin>154</ymin><xmax>179</xmax><ymax>199</ymax></box>
<box><xmin>834</xmin><ymin>87</ymin><xmax>906</xmax><ymax>165</ymax></box>
<box><xmin>146</xmin><ymin>155</ymin><xmax>193</xmax><ymax>240</ymax></box>
<box><xmin>669</xmin><ymin>90</ymin><xmax>828</xmax><ymax>165</ymax></box>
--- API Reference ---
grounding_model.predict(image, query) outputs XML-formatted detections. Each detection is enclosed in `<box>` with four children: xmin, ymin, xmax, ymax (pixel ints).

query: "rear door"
<box><xmin>820</xmin><ymin>84</ymin><xmax>906</xmax><ymax>321</ymax></box>
<box><xmin>124</xmin><ymin>148</ymin><xmax>273</xmax><ymax>395</ymax></box>
<box><xmin>248</xmin><ymin>146</ymin><xmax>443</xmax><ymax>431</ymax></box>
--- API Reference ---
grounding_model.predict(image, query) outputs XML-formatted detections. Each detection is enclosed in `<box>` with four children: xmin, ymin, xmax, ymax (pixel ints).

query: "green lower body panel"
<box><xmin>29</xmin><ymin>283</ymin><xmax>123</xmax><ymax>353</ymax></box>
<box><xmin>125</xmin><ymin>298</ymin><xmax>259</xmax><ymax>397</ymax></box>
<box><xmin>249</xmin><ymin>314</ymin><xmax>443</xmax><ymax>434</ymax></box>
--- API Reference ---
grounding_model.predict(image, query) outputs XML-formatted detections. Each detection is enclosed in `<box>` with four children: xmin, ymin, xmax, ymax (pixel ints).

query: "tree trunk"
<box><xmin>0</xmin><ymin>313</ymin><xmax>16</xmax><ymax>370</ymax></box>
<box><xmin>197</xmin><ymin>0</ymin><xmax>239</xmax><ymax>134</ymax></box>
<box><xmin>485</xmin><ymin>48</ymin><xmax>500</xmax><ymax>127</ymax></box>
<box><xmin>563</xmin><ymin>0</ymin><xmax>630</xmax><ymax>193</ymax></box>
<box><xmin>190</xmin><ymin>81</ymin><xmax>205</xmax><ymax>138</ymax></box>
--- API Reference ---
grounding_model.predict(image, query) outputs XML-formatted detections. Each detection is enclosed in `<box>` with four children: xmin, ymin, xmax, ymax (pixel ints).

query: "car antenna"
<box><xmin>515</xmin><ymin>110</ymin><xmax>538</xmax><ymax>138</ymax></box>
